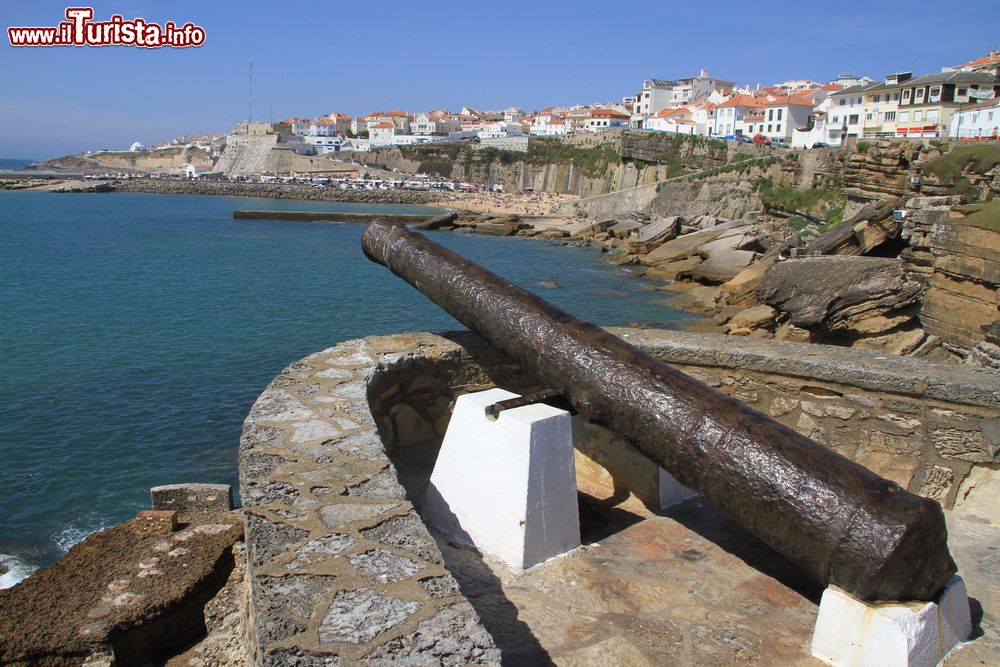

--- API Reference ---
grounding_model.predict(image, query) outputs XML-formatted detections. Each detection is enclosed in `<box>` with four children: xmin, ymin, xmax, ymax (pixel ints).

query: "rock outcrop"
<box><xmin>896</xmin><ymin>196</ymin><xmax>1000</xmax><ymax>358</ymax></box>
<box><xmin>757</xmin><ymin>256</ymin><xmax>923</xmax><ymax>339</ymax></box>
<box><xmin>807</xmin><ymin>197</ymin><xmax>903</xmax><ymax>256</ymax></box>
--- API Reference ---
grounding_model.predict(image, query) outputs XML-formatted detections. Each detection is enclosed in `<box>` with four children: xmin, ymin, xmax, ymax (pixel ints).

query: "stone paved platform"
<box><xmin>238</xmin><ymin>331</ymin><xmax>1000</xmax><ymax>666</ymax></box>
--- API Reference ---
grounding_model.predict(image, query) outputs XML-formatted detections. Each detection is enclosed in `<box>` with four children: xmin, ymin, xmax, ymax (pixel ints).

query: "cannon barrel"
<box><xmin>362</xmin><ymin>219</ymin><xmax>956</xmax><ymax>601</ymax></box>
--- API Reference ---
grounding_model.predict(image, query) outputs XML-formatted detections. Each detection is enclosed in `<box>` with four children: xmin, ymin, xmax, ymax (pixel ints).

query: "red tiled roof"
<box><xmin>953</xmin><ymin>51</ymin><xmax>1000</xmax><ymax>69</ymax></box>
<box><xmin>590</xmin><ymin>109</ymin><xmax>629</xmax><ymax>118</ymax></box>
<box><xmin>765</xmin><ymin>94</ymin><xmax>816</xmax><ymax>107</ymax></box>
<box><xmin>719</xmin><ymin>94</ymin><xmax>764</xmax><ymax>108</ymax></box>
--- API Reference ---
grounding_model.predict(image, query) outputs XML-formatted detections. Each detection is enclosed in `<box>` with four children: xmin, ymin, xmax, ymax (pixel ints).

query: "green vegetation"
<box><xmin>756</xmin><ymin>176</ymin><xmax>846</xmax><ymax>232</ymax></box>
<box><xmin>524</xmin><ymin>139</ymin><xmax>624</xmax><ymax>177</ymax></box>
<box><xmin>856</xmin><ymin>141</ymin><xmax>870</xmax><ymax>153</ymax></box>
<box><xmin>920</xmin><ymin>144</ymin><xmax>1000</xmax><ymax>198</ymax></box>
<box><xmin>689</xmin><ymin>156</ymin><xmax>779</xmax><ymax>181</ymax></box>
<box><xmin>399</xmin><ymin>142</ymin><xmax>465</xmax><ymax>176</ymax></box>
<box><xmin>952</xmin><ymin>199</ymin><xmax>1000</xmax><ymax>233</ymax></box>
<box><xmin>787</xmin><ymin>215</ymin><xmax>810</xmax><ymax>231</ymax></box>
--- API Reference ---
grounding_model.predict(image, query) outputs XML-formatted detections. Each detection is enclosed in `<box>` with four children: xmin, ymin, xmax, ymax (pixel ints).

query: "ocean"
<box><xmin>0</xmin><ymin>158</ymin><xmax>38</xmax><ymax>172</ymax></box>
<box><xmin>0</xmin><ymin>189</ymin><xmax>697</xmax><ymax>586</ymax></box>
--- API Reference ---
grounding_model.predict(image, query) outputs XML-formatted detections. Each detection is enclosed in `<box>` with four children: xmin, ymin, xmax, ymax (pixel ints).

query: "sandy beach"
<box><xmin>430</xmin><ymin>190</ymin><xmax>578</xmax><ymax>217</ymax></box>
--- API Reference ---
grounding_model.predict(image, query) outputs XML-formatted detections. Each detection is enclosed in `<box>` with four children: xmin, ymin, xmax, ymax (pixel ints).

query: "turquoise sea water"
<box><xmin>0</xmin><ymin>190</ymin><xmax>697</xmax><ymax>584</ymax></box>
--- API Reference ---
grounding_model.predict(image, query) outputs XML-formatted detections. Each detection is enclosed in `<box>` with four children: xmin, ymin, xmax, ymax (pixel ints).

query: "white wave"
<box><xmin>0</xmin><ymin>553</ymin><xmax>36</xmax><ymax>589</ymax></box>
<box><xmin>54</xmin><ymin>523</ymin><xmax>103</xmax><ymax>554</ymax></box>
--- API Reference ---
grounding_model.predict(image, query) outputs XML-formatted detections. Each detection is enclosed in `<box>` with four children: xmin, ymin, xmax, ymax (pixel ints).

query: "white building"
<box><xmin>635</xmin><ymin>69</ymin><xmax>735</xmax><ymax>116</ymax></box>
<box><xmin>479</xmin><ymin>121</ymin><xmax>525</xmax><ymax>138</ymax></box>
<box><xmin>412</xmin><ymin>113</ymin><xmax>461</xmax><ymax>136</ymax></box>
<box><xmin>503</xmin><ymin>107</ymin><xmax>524</xmax><ymax>122</ymax></box>
<box><xmin>303</xmin><ymin>135</ymin><xmax>343</xmax><ymax>154</ymax></box>
<box><xmin>308</xmin><ymin>120</ymin><xmax>339</xmax><ymax>137</ymax></box>
<box><xmin>829</xmin><ymin>74</ymin><xmax>875</xmax><ymax>89</ymax></box>
<box><xmin>643</xmin><ymin>108</ymin><xmax>696</xmax><ymax>134</ymax></box>
<box><xmin>583</xmin><ymin>109</ymin><xmax>630</xmax><ymax>132</ymax></box>
<box><xmin>950</xmin><ymin>97</ymin><xmax>1000</xmax><ymax>139</ymax></box>
<box><xmin>758</xmin><ymin>94</ymin><xmax>815</xmax><ymax>141</ymax></box>
<box><xmin>826</xmin><ymin>84</ymin><xmax>872</xmax><ymax>144</ymax></box>
<box><xmin>713</xmin><ymin>94</ymin><xmax>764</xmax><ymax>137</ymax></box>
<box><xmin>776</xmin><ymin>79</ymin><xmax>821</xmax><ymax>92</ymax></box>
<box><xmin>369</xmin><ymin>122</ymin><xmax>399</xmax><ymax>146</ymax></box>
<box><xmin>530</xmin><ymin>116</ymin><xmax>567</xmax><ymax>136</ymax></box>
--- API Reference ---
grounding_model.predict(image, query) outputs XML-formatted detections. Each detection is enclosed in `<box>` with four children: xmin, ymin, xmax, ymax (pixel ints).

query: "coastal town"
<box><xmin>34</xmin><ymin>49</ymin><xmax>999</xmax><ymax>184</ymax></box>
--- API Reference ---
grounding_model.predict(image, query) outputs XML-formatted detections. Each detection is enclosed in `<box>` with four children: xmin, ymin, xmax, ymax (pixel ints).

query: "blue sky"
<box><xmin>1</xmin><ymin>0</ymin><xmax>998</xmax><ymax>158</ymax></box>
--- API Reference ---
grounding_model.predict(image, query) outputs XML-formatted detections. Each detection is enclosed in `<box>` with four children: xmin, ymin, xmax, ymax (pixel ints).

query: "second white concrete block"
<box><xmin>811</xmin><ymin>575</ymin><xmax>971</xmax><ymax>667</ymax></box>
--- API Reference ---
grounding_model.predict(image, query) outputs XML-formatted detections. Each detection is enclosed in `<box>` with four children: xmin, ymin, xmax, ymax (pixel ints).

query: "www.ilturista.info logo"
<box><xmin>7</xmin><ymin>7</ymin><xmax>205</xmax><ymax>48</ymax></box>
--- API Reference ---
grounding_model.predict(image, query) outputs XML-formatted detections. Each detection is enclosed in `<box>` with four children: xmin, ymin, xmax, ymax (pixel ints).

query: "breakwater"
<box><xmin>113</xmin><ymin>179</ymin><xmax>444</xmax><ymax>205</ymax></box>
<box><xmin>233</xmin><ymin>210</ymin><xmax>439</xmax><ymax>224</ymax></box>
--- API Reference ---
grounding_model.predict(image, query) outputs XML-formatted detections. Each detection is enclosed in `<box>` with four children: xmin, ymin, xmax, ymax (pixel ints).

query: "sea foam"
<box><xmin>0</xmin><ymin>553</ymin><xmax>36</xmax><ymax>589</ymax></box>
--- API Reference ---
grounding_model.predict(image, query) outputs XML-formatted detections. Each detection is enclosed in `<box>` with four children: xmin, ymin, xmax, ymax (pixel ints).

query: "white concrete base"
<box><xmin>424</xmin><ymin>388</ymin><xmax>580</xmax><ymax>570</ymax></box>
<box><xmin>658</xmin><ymin>467</ymin><xmax>699</xmax><ymax>509</ymax></box>
<box><xmin>811</xmin><ymin>575</ymin><xmax>972</xmax><ymax>667</ymax></box>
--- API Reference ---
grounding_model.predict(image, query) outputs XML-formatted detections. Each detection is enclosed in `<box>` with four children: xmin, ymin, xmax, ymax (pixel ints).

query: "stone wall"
<box><xmin>237</xmin><ymin>333</ymin><xmax>520</xmax><ymax>666</ymax></box>
<box><xmin>614</xmin><ymin>328</ymin><xmax>1000</xmax><ymax>508</ymax></box>
<box><xmin>238</xmin><ymin>329</ymin><xmax>1000</xmax><ymax>663</ymax></box>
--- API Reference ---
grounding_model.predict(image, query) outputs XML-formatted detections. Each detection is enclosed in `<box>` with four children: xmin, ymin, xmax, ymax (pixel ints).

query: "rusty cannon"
<box><xmin>361</xmin><ymin>219</ymin><xmax>957</xmax><ymax>602</ymax></box>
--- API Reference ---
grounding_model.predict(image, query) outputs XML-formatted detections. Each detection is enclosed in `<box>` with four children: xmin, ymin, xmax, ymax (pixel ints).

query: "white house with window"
<box><xmin>761</xmin><ymin>95</ymin><xmax>815</xmax><ymax>141</ymax></box>
<box><xmin>827</xmin><ymin>84</ymin><xmax>875</xmax><ymax>144</ymax></box>
<box><xmin>303</xmin><ymin>135</ymin><xmax>343</xmax><ymax>154</ymax></box>
<box><xmin>530</xmin><ymin>116</ymin><xmax>567</xmax><ymax>136</ymax></box>
<box><xmin>635</xmin><ymin>70</ymin><xmax>734</xmax><ymax>116</ymax></box>
<box><xmin>412</xmin><ymin>114</ymin><xmax>460</xmax><ymax>136</ymax></box>
<box><xmin>479</xmin><ymin>121</ymin><xmax>525</xmax><ymax>139</ymax></box>
<box><xmin>714</xmin><ymin>94</ymin><xmax>764</xmax><ymax>137</ymax></box>
<box><xmin>583</xmin><ymin>109</ymin><xmax>630</xmax><ymax>132</ymax></box>
<box><xmin>950</xmin><ymin>97</ymin><xmax>1000</xmax><ymax>138</ymax></box>
<box><xmin>369</xmin><ymin>122</ymin><xmax>399</xmax><ymax>146</ymax></box>
<box><xmin>643</xmin><ymin>108</ymin><xmax>696</xmax><ymax>134</ymax></box>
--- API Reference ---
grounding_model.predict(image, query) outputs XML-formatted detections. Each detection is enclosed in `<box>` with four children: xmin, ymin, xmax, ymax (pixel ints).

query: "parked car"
<box><xmin>752</xmin><ymin>134</ymin><xmax>771</xmax><ymax>146</ymax></box>
<box><xmin>771</xmin><ymin>138</ymin><xmax>790</xmax><ymax>149</ymax></box>
<box><xmin>734</xmin><ymin>134</ymin><xmax>753</xmax><ymax>144</ymax></box>
<box><xmin>811</xmin><ymin>142</ymin><xmax>832</xmax><ymax>148</ymax></box>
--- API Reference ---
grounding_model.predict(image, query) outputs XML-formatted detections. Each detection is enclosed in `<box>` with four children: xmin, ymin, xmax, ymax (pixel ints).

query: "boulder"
<box><xmin>757</xmin><ymin>256</ymin><xmax>923</xmax><ymax>335</ymax></box>
<box><xmin>721</xmin><ymin>255</ymin><xmax>777</xmax><ymax>306</ymax></box>
<box><xmin>774</xmin><ymin>322</ymin><xmax>812</xmax><ymax>342</ymax></box>
<box><xmin>688</xmin><ymin>250</ymin><xmax>757</xmax><ymax>283</ymax></box>
<box><xmin>645</xmin><ymin>256</ymin><xmax>703</xmax><ymax>281</ymax></box>
<box><xmin>697</xmin><ymin>232</ymin><xmax>759</xmax><ymax>257</ymax></box>
<box><xmin>411</xmin><ymin>211</ymin><xmax>458</xmax><ymax>230</ymax></box>
<box><xmin>669</xmin><ymin>285</ymin><xmax>725</xmax><ymax>314</ymax></box>
<box><xmin>608</xmin><ymin>220</ymin><xmax>644</xmax><ymax>238</ymax></box>
<box><xmin>644</xmin><ymin>228</ymin><xmax>720</xmax><ymax>264</ymax></box>
<box><xmin>727</xmin><ymin>305</ymin><xmax>777</xmax><ymax>332</ymax></box>
<box><xmin>475</xmin><ymin>222</ymin><xmax>519</xmax><ymax>236</ymax></box>
<box><xmin>626</xmin><ymin>216</ymin><xmax>681</xmax><ymax>254</ymax></box>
